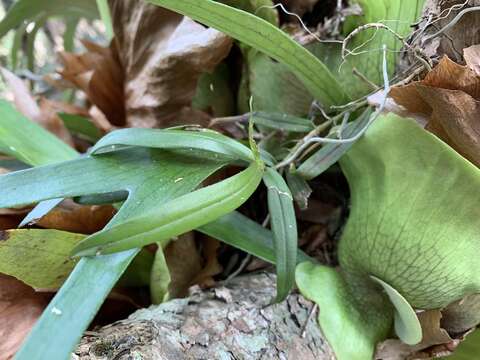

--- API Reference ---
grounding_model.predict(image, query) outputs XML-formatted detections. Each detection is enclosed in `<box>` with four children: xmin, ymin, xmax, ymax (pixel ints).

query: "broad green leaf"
<box><xmin>147</xmin><ymin>0</ymin><xmax>349</xmax><ymax>108</ymax></box>
<box><xmin>339</xmin><ymin>0</ymin><xmax>426</xmax><ymax>97</ymax></box>
<box><xmin>199</xmin><ymin>211</ymin><xmax>312</xmax><ymax>264</ymax></box>
<box><xmin>0</xmin><ymin>229</ymin><xmax>84</xmax><ymax>289</ymax></box>
<box><xmin>58</xmin><ymin>113</ymin><xmax>102</xmax><ymax>143</ymax></box>
<box><xmin>298</xmin><ymin>114</ymin><xmax>480</xmax><ymax>360</ymax></box>
<box><xmin>297</xmin><ymin>108</ymin><xmax>371</xmax><ymax>180</ymax></box>
<box><xmin>0</xmin><ymin>100</ymin><xmax>78</xmax><ymax>166</ymax></box>
<box><xmin>252</xmin><ymin>112</ymin><xmax>314</xmax><ymax>133</ymax></box>
<box><xmin>338</xmin><ymin>114</ymin><xmax>480</xmax><ymax>310</ymax></box>
<box><xmin>150</xmin><ymin>245</ymin><xmax>171</xmax><ymax>304</ymax></box>
<box><xmin>89</xmin><ymin>128</ymin><xmax>254</xmax><ymax>163</ymax></box>
<box><xmin>263</xmin><ymin>168</ymin><xmax>297</xmax><ymax>301</ymax></box>
<box><xmin>242</xmin><ymin>51</ymin><xmax>315</xmax><ymax>115</ymax></box>
<box><xmin>296</xmin><ymin>262</ymin><xmax>393</xmax><ymax>360</ymax></box>
<box><xmin>73</xmin><ymin>162</ymin><xmax>264</xmax><ymax>256</ymax></box>
<box><xmin>371</xmin><ymin>275</ymin><xmax>422</xmax><ymax>345</ymax></box>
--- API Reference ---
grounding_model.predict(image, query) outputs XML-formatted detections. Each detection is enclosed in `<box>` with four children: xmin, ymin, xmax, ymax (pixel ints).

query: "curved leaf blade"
<box><xmin>0</xmin><ymin>100</ymin><xmax>78</xmax><ymax>166</ymax></box>
<box><xmin>147</xmin><ymin>0</ymin><xmax>349</xmax><ymax>108</ymax></box>
<box><xmin>90</xmin><ymin>128</ymin><xmax>254</xmax><ymax>163</ymax></box>
<box><xmin>371</xmin><ymin>275</ymin><xmax>422</xmax><ymax>345</ymax></box>
<box><xmin>73</xmin><ymin>162</ymin><xmax>264</xmax><ymax>256</ymax></box>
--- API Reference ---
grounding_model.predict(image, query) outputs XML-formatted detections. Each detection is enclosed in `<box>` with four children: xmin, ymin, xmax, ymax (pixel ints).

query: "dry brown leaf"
<box><xmin>375</xmin><ymin>310</ymin><xmax>455</xmax><ymax>360</ymax></box>
<box><xmin>164</xmin><ymin>233</ymin><xmax>203</xmax><ymax>299</ymax></box>
<box><xmin>0</xmin><ymin>69</ymin><xmax>74</xmax><ymax>146</ymax></box>
<box><xmin>191</xmin><ymin>237</ymin><xmax>223</xmax><ymax>288</ymax></box>
<box><xmin>464</xmin><ymin>44</ymin><xmax>480</xmax><ymax>76</ymax></box>
<box><xmin>0</xmin><ymin>275</ymin><xmax>50</xmax><ymax>359</ymax></box>
<box><xmin>36</xmin><ymin>201</ymin><xmax>115</xmax><ymax>234</ymax></box>
<box><xmin>59</xmin><ymin>40</ymin><xmax>125</xmax><ymax>126</ymax></box>
<box><xmin>109</xmin><ymin>0</ymin><xmax>233</xmax><ymax>128</ymax></box>
<box><xmin>390</xmin><ymin>52</ymin><xmax>480</xmax><ymax>167</ymax></box>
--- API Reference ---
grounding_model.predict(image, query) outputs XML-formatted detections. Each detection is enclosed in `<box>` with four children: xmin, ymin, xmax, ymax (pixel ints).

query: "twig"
<box><xmin>301</xmin><ymin>304</ymin><xmax>318</xmax><ymax>338</ymax></box>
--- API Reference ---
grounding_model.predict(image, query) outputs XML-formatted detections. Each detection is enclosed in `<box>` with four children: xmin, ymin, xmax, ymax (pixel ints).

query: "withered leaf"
<box><xmin>390</xmin><ymin>51</ymin><xmax>480</xmax><ymax>167</ymax></box>
<box><xmin>59</xmin><ymin>40</ymin><xmax>125</xmax><ymax>127</ymax></box>
<box><xmin>0</xmin><ymin>275</ymin><xmax>50</xmax><ymax>359</ymax></box>
<box><xmin>109</xmin><ymin>0</ymin><xmax>233</xmax><ymax>128</ymax></box>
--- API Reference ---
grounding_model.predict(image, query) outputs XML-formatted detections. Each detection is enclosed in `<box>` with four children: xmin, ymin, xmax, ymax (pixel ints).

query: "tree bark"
<box><xmin>74</xmin><ymin>273</ymin><xmax>334</xmax><ymax>360</ymax></box>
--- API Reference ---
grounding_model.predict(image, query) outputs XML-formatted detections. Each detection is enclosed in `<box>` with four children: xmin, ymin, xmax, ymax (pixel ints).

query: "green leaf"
<box><xmin>242</xmin><ymin>51</ymin><xmax>315</xmax><ymax>115</ymax></box>
<box><xmin>0</xmin><ymin>100</ymin><xmax>78</xmax><ymax>166</ymax></box>
<box><xmin>296</xmin><ymin>262</ymin><xmax>393</xmax><ymax>360</ymax></box>
<box><xmin>297</xmin><ymin>108</ymin><xmax>371</xmax><ymax>180</ymax></box>
<box><xmin>263</xmin><ymin>168</ymin><xmax>297</xmax><ymax>302</ymax></box>
<box><xmin>89</xmin><ymin>127</ymin><xmax>254</xmax><ymax>163</ymax></box>
<box><xmin>6</xmin><ymin>148</ymin><xmax>225</xmax><ymax>360</ymax></box>
<box><xmin>150</xmin><ymin>245</ymin><xmax>171</xmax><ymax>304</ymax></box>
<box><xmin>147</xmin><ymin>0</ymin><xmax>349</xmax><ymax>108</ymax></box>
<box><xmin>0</xmin><ymin>229</ymin><xmax>84</xmax><ymax>289</ymax></box>
<box><xmin>339</xmin><ymin>0</ymin><xmax>426</xmax><ymax>97</ymax></box>
<box><xmin>73</xmin><ymin>161</ymin><xmax>264</xmax><ymax>256</ymax></box>
<box><xmin>0</xmin><ymin>0</ymin><xmax>98</xmax><ymax>39</ymax></box>
<box><xmin>371</xmin><ymin>275</ymin><xmax>422</xmax><ymax>345</ymax></box>
<box><xmin>338</xmin><ymin>114</ymin><xmax>480</xmax><ymax>310</ymax></box>
<box><xmin>58</xmin><ymin>113</ymin><xmax>103</xmax><ymax>143</ymax></box>
<box><xmin>252</xmin><ymin>112</ymin><xmax>315</xmax><ymax>133</ymax></box>
<box><xmin>199</xmin><ymin>211</ymin><xmax>312</xmax><ymax>264</ymax></box>
<box><xmin>96</xmin><ymin>0</ymin><xmax>113</xmax><ymax>40</ymax></box>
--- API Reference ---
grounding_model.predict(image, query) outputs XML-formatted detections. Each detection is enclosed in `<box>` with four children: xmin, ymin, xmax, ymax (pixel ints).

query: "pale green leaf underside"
<box><xmin>147</xmin><ymin>0</ymin><xmax>349</xmax><ymax>108</ymax></box>
<box><xmin>371</xmin><ymin>275</ymin><xmax>422</xmax><ymax>345</ymax></box>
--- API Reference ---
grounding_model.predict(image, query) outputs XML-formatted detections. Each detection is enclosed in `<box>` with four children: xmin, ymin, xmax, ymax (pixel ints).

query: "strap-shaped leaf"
<box><xmin>297</xmin><ymin>108</ymin><xmax>372</xmax><ymax>180</ymax></box>
<box><xmin>199</xmin><ymin>211</ymin><xmax>312</xmax><ymax>264</ymax></box>
<box><xmin>252</xmin><ymin>112</ymin><xmax>315</xmax><ymax>132</ymax></box>
<box><xmin>0</xmin><ymin>100</ymin><xmax>78</xmax><ymax>165</ymax></box>
<box><xmin>263</xmin><ymin>168</ymin><xmax>297</xmax><ymax>301</ymax></box>
<box><xmin>90</xmin><ymin>127</ymin><xmax>254</xmax><ymax>163</ymax></box>
<box><xmin>147</xmin><ymin>0</ymin><xmax>349</xmax><ymax>108</ymax></box>
<box><xmin>73</xmin><ymin>162</ymin><xmax>264</xmax><ymax>256</ymax></box>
